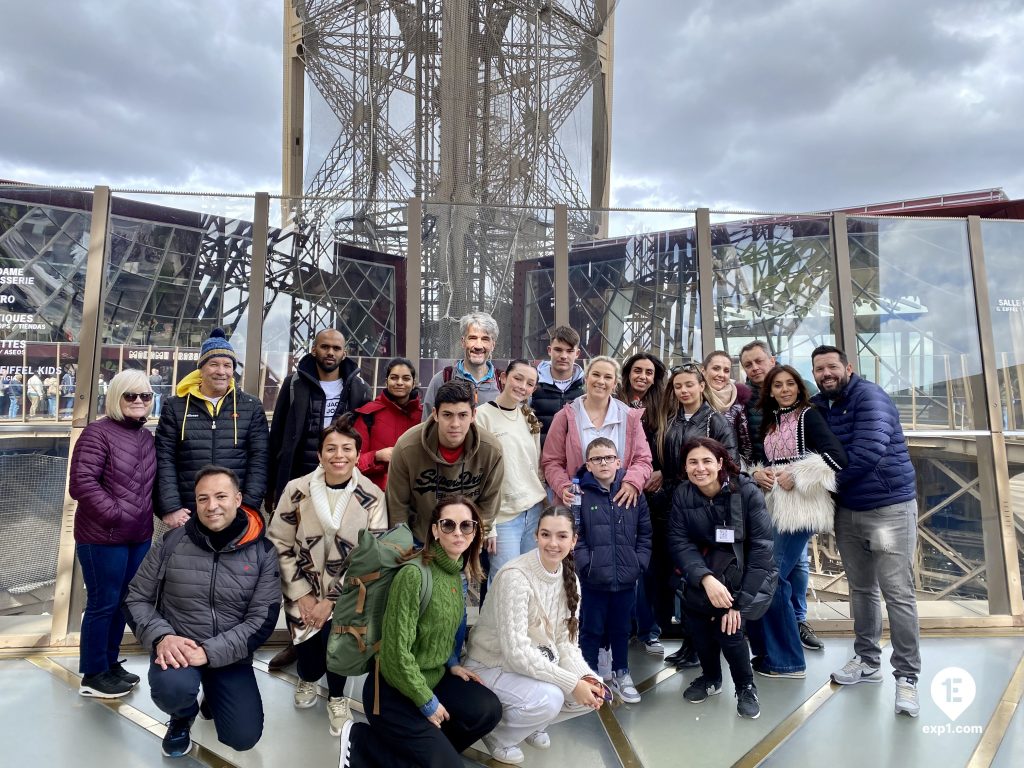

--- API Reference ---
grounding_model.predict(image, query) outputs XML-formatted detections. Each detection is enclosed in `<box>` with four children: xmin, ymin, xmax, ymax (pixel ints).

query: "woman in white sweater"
<box><xmin>465</xmin><ymin>507</ymin><xmax>606</xmax><ymax>765</ymax></box>
<box><xmin>474</xmin><ymin>359</ymin><xmax>547</xmax><ymax>582</ymax></box>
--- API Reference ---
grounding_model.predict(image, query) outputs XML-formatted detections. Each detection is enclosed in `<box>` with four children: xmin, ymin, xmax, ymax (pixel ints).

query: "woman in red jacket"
<box><xmin>354</xmin><ymin>357</ymin><xmax>423</xmax><ymax>490</ymax></box>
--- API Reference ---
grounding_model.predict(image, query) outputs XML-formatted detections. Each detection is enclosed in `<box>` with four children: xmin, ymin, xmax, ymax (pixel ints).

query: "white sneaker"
<box><xmin>294</xmin><ymin>679</ymin><xmax>318</xmax><ymax>708</ymax></box>
<box><xmin>338</xmin><ymin>719</ymin><xmax>354</xmax><ymax>768</ymax></box>
<box><xmin>483</xmin><ymin>735</ymin><xmax>525</xmax><ymax>765</ymax></box>
<box><xmin>597</xmin><ymin>647</ymin><xmax>612</xmax><ymax>681</ymax></box>
<box><xmin>524</xmin><ymin>730</ymin><xmax>550</xmax><ymax>749</ymax></box>
<box><xmin>831</xmin><ymin>657</ymin><xmax>883</xmax><ymax>685</ymax></box>
<box><xmin>327</xmin><ymin>696</ymin><xmax>352</xmax><ymax>735</ymax></box>
<box><xmin>644</xmin><ymin>638</ymin><xmax>665</xmax><ymax>656</ymax></box>
<box><xmin>895</xmin><ymin>677</ymin><xmax>920</xmax><ymax>717</ymax></box>
<box><xmin>610</xmin><ymin>670</ymin><xmax>641</xmax><ymax>704</ymax></box>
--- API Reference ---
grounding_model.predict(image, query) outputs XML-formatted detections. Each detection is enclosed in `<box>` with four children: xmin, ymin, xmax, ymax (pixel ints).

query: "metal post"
<box><xmin>589</xmin><ymin>0</ymin><xmax>614</xmax><ymax>239</ymax></box>
<box><xmin>554</xmin><ymin>204</ymin><xmax>569</xmax><ymax>330</ymax></box>
<box><xmin>406</xmin><ymin>197</ymin><xmax>422</xmax><ymax>360</ymax></box>
<box><xmin>831</xmin><ymin>213</ymin><xmax>858</xmax><ymax>359</ymax></box>
<box><xmin>282</xmin><ymin>0</ymin><xmax>306</xmax><ymax>228</ymax></box>
<box><xmin>695</xmin><ymin>208</ymin><xmax>714</xmax><ymax>358</ymax></box>
<box><xmin>243</xmin><ymin>193</ymin><xmax>269</xmax><ymax>397</ymax></box>
<box><xmin>51</xmin><ymin>186</ymin><xmax>112</xmax><ymax>643</ymax></box>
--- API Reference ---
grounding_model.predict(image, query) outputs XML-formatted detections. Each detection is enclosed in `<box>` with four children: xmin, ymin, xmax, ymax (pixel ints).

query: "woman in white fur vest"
<box><xmin>267</xmin><ymin>413</ymin><xmax>387</xmax><ymax>736</ymax></box>
<box><xmin>464</xmin><ymin>507</ymin><xmax>606</xmax><ymax>765</ymax></box>
<box><xmin>748</xmin><ymin>365</ymin><xmax>847</xmax><ymax>678</ymax></box>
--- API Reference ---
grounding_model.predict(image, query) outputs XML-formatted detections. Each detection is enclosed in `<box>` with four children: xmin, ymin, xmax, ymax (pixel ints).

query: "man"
<box><xmin>810</xmin><ymin>345</ymin><xmax>921</xmax><ymax>717</ymax></box>
<box><xmin>264</xmin><ymin>328</ymin><xmax>370</xmax><ymax>670</ymax></box>
<box><xmin>150</xmin><ymin>367</ymin><xmax>165</xmax><ymax>415</ymax></box>
<box><xmin>125</xmin><ymin>466</ymin><xmax>281</xmax><ymax>758</ymax></box>
<box><xmin>530</xmin><ymin>325</ymin><xmax>585</xmax><ymax>443</ymax></box>
<box><xmin>26</xmin><ymin>371</ymin><xmax>44</xmax><ymax>416</ymax></box>
<box><xmin>268</xmin><ymin>328</ymin><xmax>371</xmax><ymax>507</ymax></box>
<box><xmin>421</xmin><ymin>312</ymin><xmax>501</xmax><ymax>418</ymax></box>
<box><xmin>740</xmin><ymin>339</ymin><xmax>823</xmax><ymax>653</ymax></box>
<box><xmin>155</xmin><ymin>328</ymin><xmax>269</xmax><ymax>529</ymax></box>
<box><xmin>61</xmin><ymin>365</ymin><xmax>76</xmax><ymax>417</ymax></box>
<box><xmin>388</xmin><ymin>379</ymin><xmax>504</xmax><ymax>543</ymax></box>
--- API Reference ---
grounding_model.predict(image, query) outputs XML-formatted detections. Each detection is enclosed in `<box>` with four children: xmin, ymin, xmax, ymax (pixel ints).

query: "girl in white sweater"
<box><xmin>465</xmin><ymin>507</ymin><xmax>606</xmax><ymax>765</ymax></box>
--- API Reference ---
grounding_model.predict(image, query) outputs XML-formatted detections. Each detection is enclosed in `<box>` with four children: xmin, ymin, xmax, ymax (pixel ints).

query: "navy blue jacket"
<box><xmin>810</xmin><ymin>373</ymin><xmax>916</xmax><ymax>510</ymax></box>
<box><xmin>574</xmin><ymin>468</ymin><xmax>653</xmax><ymax>592</ymax></box>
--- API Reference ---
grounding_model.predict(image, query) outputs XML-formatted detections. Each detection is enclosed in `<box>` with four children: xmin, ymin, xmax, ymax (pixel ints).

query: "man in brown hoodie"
<box><xmin>387</xmin><ymin>379</ymin><xmax>504</xmax><ymax>543</ymax></box>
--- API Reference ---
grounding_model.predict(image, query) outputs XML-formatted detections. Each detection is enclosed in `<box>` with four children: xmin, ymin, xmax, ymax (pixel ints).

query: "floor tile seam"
<box><xmin>965</xmin><ymin>647</ymin><xmax>1024</xmax><ymax>768</ymax></box>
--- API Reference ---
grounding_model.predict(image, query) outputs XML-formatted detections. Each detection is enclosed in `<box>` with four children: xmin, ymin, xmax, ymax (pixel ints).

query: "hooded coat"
<box><xmin>354</xmin><ymin>390</ymin><xmax>423</xmax><ymax>490</ymax></box>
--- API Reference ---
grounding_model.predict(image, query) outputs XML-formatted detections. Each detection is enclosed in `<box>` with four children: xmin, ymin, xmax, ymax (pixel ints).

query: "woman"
<box><xmin>474</xmin><ymin>360</ymin><xmax>546</xmax><ymax>580</ymax></box>
<box><xmin>618</xmin><ymin>352</ymin><xmax>666</xmax><ymax>445</ymax></box>
<box><xmin>268</xmin><ymin>413</ymin><xmax>387</xmax><ymax>735</ymax></box>
<box><xmin>668</xmin><ymin>438</ymin><xmax>775</xmax><ymax>720</ymax></box>
<box><xmin>70</xmin><ymin>369</ymin><xmax>156</xmax><ymax>699</ymax></box>
<box><xmin>747</xmin><ymin>365</ymin><xmax>847</xmax><ymax>678</ymax></box>
<box><xmin>541</xmin><ymin>355</ymin><xmax>653</xmax><ymax>510</ymax></box>
<box><xmin>702</xmin><ymin>350</ymin><xmax>753</xmax><ymax>465</ymax></box>
<box><xmin>466</xmin><ymin>507</ymin><xmax>605</xmax><ymax>764</ymax></box>
<box><xmin>340</xmin><ymin>496</ymin><xmax>502</xmax><ymax>768</ymax></box>
<box><xmin>354</xmin><ymin>357</ymin><xmax>423</xmax><ymax>490</ymax></box>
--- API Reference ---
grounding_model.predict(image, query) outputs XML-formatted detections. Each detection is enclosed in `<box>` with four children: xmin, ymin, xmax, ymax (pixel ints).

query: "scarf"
<box><xmin>706</xmin><ymin>381</ymin><xmax>738</xmax><ymax>413</ymax></box>
<box><xmin>308</xmin><ymin>465</ymin><xmax>360</xmax><ymax>544</ymax></box>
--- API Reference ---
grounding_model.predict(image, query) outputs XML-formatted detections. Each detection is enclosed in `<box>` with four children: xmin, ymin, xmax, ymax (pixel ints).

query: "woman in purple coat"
<box><xmin>70</xmin><ymin>369</ymin><xmax>157</xmax><ymax>699</ymax></box>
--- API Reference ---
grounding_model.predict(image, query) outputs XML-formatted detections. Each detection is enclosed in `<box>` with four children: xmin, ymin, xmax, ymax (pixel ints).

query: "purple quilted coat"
<box><xmin>70</xmin><ymin>416</ymin><xmax>157</xmax><ymax>545</ymax></box>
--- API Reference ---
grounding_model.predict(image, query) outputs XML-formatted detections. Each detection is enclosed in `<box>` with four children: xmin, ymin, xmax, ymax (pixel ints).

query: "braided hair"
<box><xmin>536</xmin><ymin>505</ymin><xmax>581</xmax><ymax>641</ymax></box>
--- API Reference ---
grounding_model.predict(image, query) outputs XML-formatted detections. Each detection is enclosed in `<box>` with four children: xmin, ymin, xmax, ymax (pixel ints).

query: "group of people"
<box><xmin>1</xmin><ymin>368</ymin><xmax>66</xmax><ymax>417</ymax></box>
<box><xmin>67</xmin><ymin>315</ymin><xmax>924</xmax><ymax>766</ymax></box>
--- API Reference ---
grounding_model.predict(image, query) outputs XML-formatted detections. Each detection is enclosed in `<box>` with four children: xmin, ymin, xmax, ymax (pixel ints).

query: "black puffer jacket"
<box><xmin>531</xmin><ymin>361</ymin><xmax>585</xmax><ymax>444</ymax></box>
<box><xmin>659</xmin><ymin>402</ymin><xmax>739</xmax><ymax>487</ymax></box>
<box><xmin>154</xmin><ymin>376</ymin><xmax>270</xmax><ymax>516</ymax></box>
<box><xmin>668</xmin><ymin>474</ymin><xmax>775</xmax><ymax>619</ymax></box>
<box><xmin>123</xmin><ymin>507</ymin><xmax>281</xmax><ymax>668</ymax></box>
<box><xmin>267</xmin><ymin>354</ymin><xmax>371</xmax><ymax>505</ymax></box>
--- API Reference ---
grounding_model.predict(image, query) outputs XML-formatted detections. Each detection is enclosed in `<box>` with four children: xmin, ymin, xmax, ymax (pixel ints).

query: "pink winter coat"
<box><xmin>541</xmin><ymin>399</ymin><xmax>653</xmax><ymax>499</ymax></box>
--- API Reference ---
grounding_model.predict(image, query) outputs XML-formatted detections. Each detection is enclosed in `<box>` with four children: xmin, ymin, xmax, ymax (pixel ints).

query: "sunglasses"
<box><xmin>671</xmin><ymin>363</ymin><xmax>705</xmax><ymax>379</ymax></box>
<box><xmin>586</xmin><ymin>454</ymin><xmax>619</xmax><ymax>466</ymax></box>
<box><xmin>122</xmin><ymin>392</ymin><xmax>154</xmax><ymax>403</ymax></box>
<box><xmin>436</xmin><ymin>518</ymin><xmax>478</xmax><ymax>536</ymax></box>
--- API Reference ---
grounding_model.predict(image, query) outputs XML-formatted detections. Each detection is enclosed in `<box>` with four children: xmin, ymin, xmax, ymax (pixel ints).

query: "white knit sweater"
<box><xmin>466</xmin><ymin>550</ymin><xmax>594</xmax><ymax>695</ymax></box>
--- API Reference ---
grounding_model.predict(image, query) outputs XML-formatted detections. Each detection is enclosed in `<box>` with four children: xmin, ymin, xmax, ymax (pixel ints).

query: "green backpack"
<box><xmin>327</xmin><ymin>523</ymin><xmax>433</xmax><ymax>678</ymax></box>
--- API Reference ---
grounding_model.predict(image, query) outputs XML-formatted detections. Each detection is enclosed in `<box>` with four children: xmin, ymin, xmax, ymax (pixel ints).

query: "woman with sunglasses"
<box><xmin>354</xmin><ymin>357</ymin><xmax>423</xmax><ymax>491</ymax></box>
<box><xmin>339</xmin><ymin>495</ymin><xmax>502</xmax><ymax>768</ymax></box>
<box><xmin>465</xmin><ymin>506</ymin><xmax>606</xmax><ymax>764</ymax></box>
<box><xmin>267</xmin><ymin>413</ymin><xmax>387</xmax><ymax>735</ymax></box>
<box><xmin>702</xmin><ymin>350</ymin><xmax>753</xmax><ymax>465</ymax></box>
<box><xmin>746</xmin><ymin>365</ymin><xmax>847</xmax><ymax>679</ymax></box>
<box><xmin>70</xmin><ymin>369</ymin><xmax>157</xmax><ymax>699</ymax></box>
<box><xmin>474</xmin><ymin>360</ymin><xmax>546</xmax><ymax>582</ymax></box>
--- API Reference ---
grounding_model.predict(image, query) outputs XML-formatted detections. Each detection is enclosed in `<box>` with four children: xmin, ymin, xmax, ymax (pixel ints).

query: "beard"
<box><xmin>817</xmin><ymin>373</ymin><xmax>849</xmax><ymax>398</ymax></box>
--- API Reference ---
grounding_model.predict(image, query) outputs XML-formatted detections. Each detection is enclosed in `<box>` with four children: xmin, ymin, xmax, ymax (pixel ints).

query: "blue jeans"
<box><xmin>47</xmin><ymin>395</ymin><xmax>57</xmax><ymax>415</ymax></box>
<box><xmin>8</xmin><ymin>399</ymin><xmax>18</xmax><ymax>417</ymax></box>
<box><xmin>580</xmin><ymin>585</ymin><xmax>636</xmax><ymax>673</ymax></box>
<box><xmin>488</xmin><ymin>502</ymin><xmax>543</xmax><ymax>584</ymax></box>
<box><xmin>748</xmin><ymin>529</ymin><xmax>810</xmax><ymax>673</ymax></box>
<box><xmin>77</xmin><ymin>541</ymin><xmax>151</xmax><ymax>676</ymax></box>
<box><xmin>791</xmin><ymin>545</ymin><xmax>810</xmax><ymax>622</ymax></box>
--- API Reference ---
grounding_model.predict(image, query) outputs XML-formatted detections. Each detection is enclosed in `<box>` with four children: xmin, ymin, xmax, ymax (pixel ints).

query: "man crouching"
<box><xmin>125</xmin><ymin>465</ymin><xmax>281</xmax><ymax>758</ymax></box>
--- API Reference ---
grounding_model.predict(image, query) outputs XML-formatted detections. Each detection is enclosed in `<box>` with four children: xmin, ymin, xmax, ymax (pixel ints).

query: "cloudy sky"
<box><xmin>1</xmin><ymin>0</ymin><xmax>1020</xmax><ymax>215</ymax></box>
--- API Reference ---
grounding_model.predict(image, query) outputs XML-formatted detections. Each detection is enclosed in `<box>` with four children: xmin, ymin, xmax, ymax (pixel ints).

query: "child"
<box><xmin>574</xmin><ymin>437</ymin><xmax>653</xmax><ymax>704</ymax></box>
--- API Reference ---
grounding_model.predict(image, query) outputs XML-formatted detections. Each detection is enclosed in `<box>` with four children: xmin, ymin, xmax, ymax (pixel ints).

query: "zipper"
<box><xmin>209</xmin><ymin>552</ymin><xmax>220</xmax><ymax>636</ymax></box>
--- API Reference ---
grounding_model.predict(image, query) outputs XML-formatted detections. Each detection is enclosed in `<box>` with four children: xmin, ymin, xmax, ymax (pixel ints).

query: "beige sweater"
<box><xmin>466</xmin><ymin>550</ymin><xmax>593</xmax><ymax>695</ymax></box>
<box><xmin>474</xmin><ymin>404</ymin><xmax>546</xmax><ymax>529</ymax></box>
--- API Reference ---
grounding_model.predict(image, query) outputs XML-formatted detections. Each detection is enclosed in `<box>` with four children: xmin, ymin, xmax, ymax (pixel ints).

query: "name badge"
<box><xmin>715</xmin><ymin>526</ymin><xmax>735</xmax><ymax>544</ymax></box>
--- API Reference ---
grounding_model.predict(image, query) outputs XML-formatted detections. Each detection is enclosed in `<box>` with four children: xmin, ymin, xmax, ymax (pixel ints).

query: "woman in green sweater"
<box><xmin>340</xmin><ymin>495</ymin><xmax>502</xmax><ymax>767</ymax></box>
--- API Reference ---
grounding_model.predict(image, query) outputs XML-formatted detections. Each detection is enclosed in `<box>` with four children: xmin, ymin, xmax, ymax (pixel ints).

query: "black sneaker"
<box><xmin>799</xmin><ymin>622</ymin><xmax>824</xmax><ymax>650</ymax></box>
<box><xmin>111</xmin><ymin>660</ymin><xmax>141</xmax><ymax>687</ymax></box>
<box><xmin>79</xmin><ymin>669</ymin><xmax>133</xmax><ymax>699</ymax></box>
<box><xmin>161</xmin><ymin>717</ymin><xmax>194</xmax><ymax>758</ymax></box>
<box><xmin>683</xmin><ymin>676</ymin><xmax>722</xmax><ymax>703</ymax></box>
<box><xmin>736</xmin><ymin>684</ymin><xmax>760</xmax><ymax>719</ymax></box>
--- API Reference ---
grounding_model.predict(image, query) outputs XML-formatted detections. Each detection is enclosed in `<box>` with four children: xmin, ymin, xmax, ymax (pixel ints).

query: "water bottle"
<box><xmin>570</xmin><ymin>477</ymin><xmax>582</xmax><ymax>509</ymax></box>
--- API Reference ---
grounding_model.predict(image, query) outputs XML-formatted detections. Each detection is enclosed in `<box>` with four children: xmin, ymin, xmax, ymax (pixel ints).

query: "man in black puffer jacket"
<box><xmin>155</xmin><ymin>328</ymin><xmax>269</xmax><ymax>527</ymax></box>
<box><xmin>530</xmin><ymin>325</ymin><xmax>585</xmax><ymax>445</ymax></box>
<box><xmin>125</xmin><ymin>466</ymin><xmax>281</xmax><ymax>758</ymax></box>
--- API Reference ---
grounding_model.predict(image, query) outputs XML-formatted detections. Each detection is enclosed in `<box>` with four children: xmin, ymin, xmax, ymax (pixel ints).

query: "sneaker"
<box><xmin>609</xmin><ymin>671</ymin><xmax>641</xmax><ymax>704</ymax></box>
<box><xmin>895</xmin><ymin>677</ymin><xmax>920</xmax><ymax>717</ymax></box>
<box><xmin>644</xmin><ymin>638</ymin><xmax>665</xmax><ymax>656</ymax></box>
<box><xmin>111</xmin><ymin>660</ymin><xmax>141</xmax><ymax>687</ymax></box>
<box><xmin>79</xmin><ymin>669</ymin><xmax>133</xmax><ymax>699</ymax></box>
<box><xmin>161</xmin><ymin>716</ymin><xmax>193</xmax><ymax>758</ymax></box>
<box><xmin>268</xmin><ymin>644</ymin><xmax>298</xmax><ymax>671</ymax></box>
<box><xmin>799</xmin><ymin>622</ymin><xmax>824</xmax><ymax>650</ymax></box>
<box><xmin>294</xmin><ymin>679</ymin><xmax>319</xmax><ymax>708</ymax></box>
<box><xmin>482</xmin><ymin>735</ymin><xmax>525</xmax><ymax>765</ymax></box>
<box><xmin>524</xmin><ymin>730</ymin><xmax>550</xmax><ymax>749</ymax></box>
<box><xmin>752</xmin><ymin>658</ymin><xmax>806</xmax><ymax>679</ymax></box>
<box><xmin>327</xmin><ymin>696</ymin><xmax>352</xmax><ymax>736</ymax></box>
<box><xmin>338</xmin><ymin>719</ymin><xmax>354</xmax><ymax>768</ymax></box>
<box><xmin>683</xmin><ymin>675</ymin><xmax>722</xmax><ymax>703</ymax></box>
<box><xmin>831</xmin><ymin>658</ymin><xmax>883</xmax><ymax>685</ymax></box>
<box><xmin>736</xmin><ymin>684</ymin><xmax>761</xmax><ymax>719</ymax></box>
<box><xmin>597</xmin><ymin>647</ymin><xmax>612</xmax><ymax>681</ymax></box>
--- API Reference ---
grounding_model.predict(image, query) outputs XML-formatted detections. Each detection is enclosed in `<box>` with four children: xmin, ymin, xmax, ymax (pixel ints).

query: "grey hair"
<box><xmin>105</xmin><ymin>369</ymin><xmax>154</xmax><ymax>421</ymax></box>
<box><xmin>460</xmin><ymin>312</ymin><xmax>499</xmax><ymax>342</ymax></box>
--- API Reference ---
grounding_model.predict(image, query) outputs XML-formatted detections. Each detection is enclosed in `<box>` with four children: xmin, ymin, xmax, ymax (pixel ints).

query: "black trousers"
<box><xmin>294</xmin><ymin>623</ymin><xmax>347</xmax><ymax>698</ymax></box>
<box><xmin>349</xmin><ymin>663</ymin><xmax>502</xmax><ymax>768</ymax></box>
<box><xmin>684</xmin><ymin>609</ymin><xmax>754</xmax><ymax>689</ymax></box>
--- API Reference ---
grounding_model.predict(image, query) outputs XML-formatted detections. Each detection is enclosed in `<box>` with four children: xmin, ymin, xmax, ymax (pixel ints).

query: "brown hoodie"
<box><xmin>385</xmin><ymin>416</ymin><xmax>504</xmax><ymax>542</ymax></box>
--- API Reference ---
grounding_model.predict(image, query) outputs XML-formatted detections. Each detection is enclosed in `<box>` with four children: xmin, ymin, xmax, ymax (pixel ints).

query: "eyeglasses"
<box><xmin>122</xmin><ymin>392</ymin><xmax>154</xmax><ymax>403</ymax></box>
<box><xmin>437</xmin><ymin>518</ymin><xmax>478</xmax><ymax>535</ymax></box>
<box><xmin>586</xmin><ymin>454</ymin><xmax>619</xmax><ymax>466</ymax></box>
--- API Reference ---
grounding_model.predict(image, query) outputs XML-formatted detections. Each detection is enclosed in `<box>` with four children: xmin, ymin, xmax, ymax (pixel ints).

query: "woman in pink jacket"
<box><xmin>542</xmin><ymin>355</ymin><xmax>653</xmax><ymax>509</ymax></box>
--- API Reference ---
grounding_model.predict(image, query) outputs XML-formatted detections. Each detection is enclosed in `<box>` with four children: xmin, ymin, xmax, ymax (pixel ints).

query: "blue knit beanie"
<box><xmin>198</xmin><ymin>327</ymin><xmax>237</xmax><ymax>369</ymax></box>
